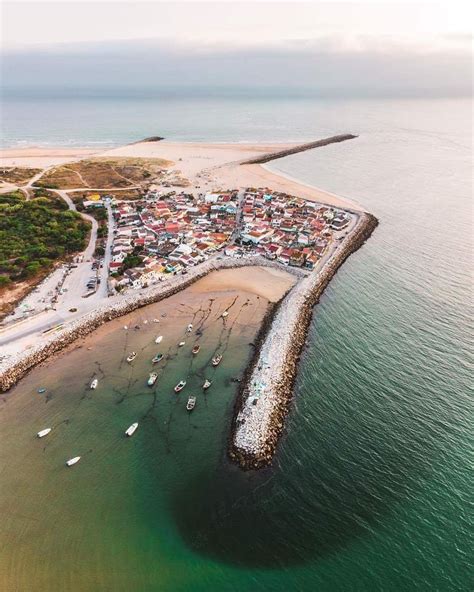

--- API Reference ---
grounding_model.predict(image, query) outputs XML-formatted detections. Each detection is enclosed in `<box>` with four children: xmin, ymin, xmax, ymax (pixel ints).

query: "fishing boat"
<box><xmin>152</xmin><ymin>353</ymin><xmax>164</xmax><ymax>364</ymax></box>
<box><xmin>155</xmin><ymin>335</ymin><xmax>163</xmax><ymax>344</ymax></box>
<box><xmin>90</xmin><ymin>378</ymin><xmax>98</xmax><ymax>389</ymax></box>
<box><xmin>174</xmin><ymin>380</ymin><xmax>186</xmax><ymax>393</ymax></box>
<box><xmin>187</xmin><ymin>323</ymin><xmax>193</xmax><ymax>332</ymax></box>
<box><xmin>192</xmin><ymin>344</ymin><xmax>201</xmax><ymax>355</ymax></box>
<box><xmin>186</xmin><ymin>396</ymin><xmax>196</xmax><ymax>411</ymax></box>
<box><xmin>212</xmin><ymin>354</ymin><xmax>223</xmax><ymax>367</ymax></box>
<box><xmin>178</xmin><ymin>341</ymin><xmax>186</xmax><ymax>347</ymax></box>
<box><xmin>125</xmin><ymin>422</ymin><xmax>138</xmax><ymax>437</ymax></box>
<box><xmin>222</xmin><ymin>310</ymin><xmax>229</xmax><ymax>318</ymax></box>
<box><xmin>66</xmin><ymin>456</ymin><xmax>81</xmax><ymax>467</ymax></box>
<box><xmin>147</xmin><ymin>372</ymin><xmax>158</xmax><ymax>386</ymax></box>
<box><xmin>37</xmin><ymin>387</ymin><xmax>46</xmax><ymax>394</ymax></box>
<box><xmin>203</xmin><ymin>379</ymin><xmax>212</xmax><ymax>390</ymax></box>
<box><xmin>126</xmin><ymin>351</ymin><xmax>137</xmax><ymax>363</ymax></box>
<box><xmin>37</xmin><ymin>428</ymin><xmax>52</xmax><ymax>438</ymax></box>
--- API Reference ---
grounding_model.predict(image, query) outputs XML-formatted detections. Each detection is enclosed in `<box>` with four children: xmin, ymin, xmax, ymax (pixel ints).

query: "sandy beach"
<box><xmin>0</xmin><ymin>139</ymin><xmax>361</xmax><ymax>210</ymax></box>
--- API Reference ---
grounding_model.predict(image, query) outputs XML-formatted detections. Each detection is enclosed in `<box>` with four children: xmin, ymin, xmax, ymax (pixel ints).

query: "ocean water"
<box><xmin>0</xmin><ymin>96</ymin><xmax>472</xmax><ymax>591</ymax></box>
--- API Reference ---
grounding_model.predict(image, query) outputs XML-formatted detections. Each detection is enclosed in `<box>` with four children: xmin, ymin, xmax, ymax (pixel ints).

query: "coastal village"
<box><xmin>88</xmin><ymin>187</ymin><xmax>352</xmax><ymax>293</ymax></box>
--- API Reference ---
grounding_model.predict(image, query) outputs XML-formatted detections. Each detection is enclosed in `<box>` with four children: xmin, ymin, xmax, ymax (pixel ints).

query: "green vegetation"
<box><xmin>0</xmin><ymin>191</ymin><xmax>89</xmax><ymax>283</ymax></box>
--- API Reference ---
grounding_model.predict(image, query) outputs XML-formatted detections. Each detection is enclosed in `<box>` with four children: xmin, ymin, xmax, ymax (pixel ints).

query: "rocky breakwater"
<box><xmin>240</xmin><ymin>134</ymin><xmax>358</xmax><ymax>165</ymax></box>
<box><xmin>0</xmin><ymin>257</ymin><xmax>303</xmax><ymax>392</ymax></box>
<box><xmin>229</xmin><ymin>212</ymin><xmax>379</xmax><ymax>470</ymax></box>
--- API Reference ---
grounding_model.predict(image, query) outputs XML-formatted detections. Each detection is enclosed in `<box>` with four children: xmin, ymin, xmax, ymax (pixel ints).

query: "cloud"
<box><xmin>2</xmin><ymin>37</ymin><xmax>472</xmax><ymax>98</ymax></box>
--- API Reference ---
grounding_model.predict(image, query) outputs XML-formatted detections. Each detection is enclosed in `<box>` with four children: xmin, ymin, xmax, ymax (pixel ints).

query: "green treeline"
<box><xmin>0</xmin><ymin>192</ymin><xmax>89</xmax><ymax>286</ymax></box>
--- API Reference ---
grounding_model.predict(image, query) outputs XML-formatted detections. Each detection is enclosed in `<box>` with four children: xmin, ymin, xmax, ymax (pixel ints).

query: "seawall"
<box><xmin>229</xmin><ymin>212</ymin><xmax>379</xmax><ymax>470</ymax></box>
<box><xmin>240</xmin><ymin>134</ymin><xmax>358</xmax><ymax>165</ymax></box>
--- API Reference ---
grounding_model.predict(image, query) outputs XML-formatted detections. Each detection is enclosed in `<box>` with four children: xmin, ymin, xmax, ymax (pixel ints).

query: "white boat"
<box><xmin>178</xmin><ymin>341</ymin><xmax>186</xmax><ymax>347</ymax></box>
<box><xmin>155</xmin><ymin>335</ymin><xmax>163</xmax><ymax>344</ymax></box>
<box><xmin>126</xmin><ymin>351</ymin><xmax>137</xmax><ymax>363</ymax></box>
<box><xmin>187</xmin><ymin>324</ymin><xmax>193</xmax><ymax>332</ymax></box>
<box><xmin>152</xmin><ymin>353</ymin><xmax>164</xmax><ymax>364</ymax></box>
<box><xmin>90</xmin><ymin>378</ymin><xmax>98</xmax><ymax>389</ymax></box>
<box><xmin>222</xmin><ymin>311</ymin><xmax>229</xmax><ymax>318</ymax></box>
<box><xmin>174</xmin><ymin>380</ymin><xmax>186</xmax><ymax>393</ymax></box>
<box><xmin>212</xmin><ymin>354</ymin><xmax>223</xmax><ymax>367</ymax></box>
<box><xmin>147</xmin><ymin>372</ymin><xmax>158</xmax><ymax>386</ymax></box>
<box><xmin>66</xmin><ymin>456</ymin><xmax>81</xmax><ymax>467</ymax></box>
<box><xmin>37</xmin><ymin>428</ymin><xmax>52</xmax><ymax>438</ymax></box>
<box><xmin>186</xmin><ymin>396</ymin><xmax>196</xmax><ymax>411</ymax></box>
<box><xmin>125</xmin><ymin>422</ymin><xmax>139</xmax><ymax>437</ymax></box>
<box><xmin>153</xmin><ymin>318</ymin><xmax>160</xmax><ymax>323</ymax></box>
<box><xmin>203</xmin><ymin>379</ymin><xmax>212</xmax><ymax>390</ymax></box>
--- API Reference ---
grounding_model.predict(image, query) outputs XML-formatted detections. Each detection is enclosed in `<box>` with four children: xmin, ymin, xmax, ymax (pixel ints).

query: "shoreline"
<box><xmin>0</xmin><ymin>258</ymin><xmax>304</xmax><ymax>392</ymax></box>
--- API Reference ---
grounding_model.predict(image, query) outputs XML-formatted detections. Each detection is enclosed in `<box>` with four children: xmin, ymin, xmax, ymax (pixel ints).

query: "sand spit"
<box><xmin>229</xmin><ymin>212</ymin><xmax>379</xmax><ymax>470</ymax></box>
<box><xmin>0</xmin><ymin>259</ymin><xmax>304</xmax><ymax>393</ymax></box>
<box><xmin>240</xmin><ymin>134</ymin><xmax>358</xmax><ymax>165</ymax></box>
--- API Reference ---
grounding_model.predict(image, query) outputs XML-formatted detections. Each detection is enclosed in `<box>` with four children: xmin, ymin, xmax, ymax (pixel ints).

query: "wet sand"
<box><xmin>190</xmin><ymin>266</ymin><xmax>296</xmax><ymax>302</ymax></box>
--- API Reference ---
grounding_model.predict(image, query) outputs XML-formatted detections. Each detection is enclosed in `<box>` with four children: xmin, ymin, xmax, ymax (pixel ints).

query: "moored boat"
<box><xmin>186</xmin><ymin>396</ymin><xmax>196</xmax><ymax>411</ymax></box>
<box><xmin>203</xmin><ymin>379</ymin><xmax>212</xmax><ymax>390</ymax></box>
<box><xmin>37</xmin><ymin>387</ymin><xmax>46</xmax><ymax>394</ymax></box>
<box><xmin>187</xmin><ymin>324</ymin><xmax>193</xmax><ymax>332</ymax></box>
<box><xmin>174</xmin><ymin>380</ymin><xmax>186</xmax><ymax>393</ymax></box>
<box><xmin>125</xmin><ymin>422</ymin><xmax>139</xmax><ymax>437</ymax></box>
<box><xmin>192</xmin><ymin>344</ymin><xmax>201</xmax><ymax>355</ymax></box>
<box><xmin>66</xmin><ymin>456</ymin><xmax>81</xmax><ymax>467</ymax></box>
<box><xmin>178</xmin><ymin>341</ymin><xmax>186</xmax><ymax>347</ymax></box>
<box><xmin>126</xmin><ymin>351</ymin><xmax>137</xmax><ymax>363</ymax></box>
<box><xmin>155</xmin><ymin>335</ymin><xmax>163</xmax><ymax>344</ymax></box>
<box><xmin>37</xmin><ymin>428</ymin><xmax>52</xmax><ymax>438</ymax></box>
<box><xmin>148</xmin><ymin>372</ymin><xmax>158</xmax><ymax>386</ymax></box>
<box><xmin>212</xmin><ymin>354</ymin><xmax>223</xmax><ymax>367</ymax></box>
<box><xmin>90</xmin><ymin>378</ymin><xmax>98</xmax><ymax>389</ymax></box>
<box><xmin>152</xmin><ymin>353</ymin><xmax>164</xmax><ymax>364</ymax></box>
<box><xmin>222</xmin><ymin>310</ymin><xmax>229</xmax><ymax>318</ymax></box>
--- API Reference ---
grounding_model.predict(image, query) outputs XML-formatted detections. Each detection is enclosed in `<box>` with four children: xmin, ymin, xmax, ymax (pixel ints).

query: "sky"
<box><xmin>1</xmin><ymin>1</ymin><xmax>472</xmax><ymax>97</ymax></box>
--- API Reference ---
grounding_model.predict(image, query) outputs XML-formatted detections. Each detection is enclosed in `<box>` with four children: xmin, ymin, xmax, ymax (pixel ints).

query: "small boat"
<box><xmin>203</xmin><ymin>379</ymin><xmax>212</xmax><ymax>390</ymax></box>
<box><xmin>37</xmin><ymin>428</ymin><xmax>52</xmax><ymax>438</ymax></box>
<box><xmin>90</xmin><ymin>378</ymin><xmax>98</xmax><ymax>389</ymax></box>
<box><xmin>186</xmin><ymin>396</ymin><xmax>196</xmax><ymax>411</ymax></box>
<box><xmin>153</xmin><ymin>318</ymin><xmax>160</xmax><ymax>323</ymax></box>
<box><xmin>187</xmin><ymin>324</ymin><xmax>193</xmax><ymax>332</ymax></box>
<box><xmin>126</xmin><ymin>352</ymin><xmax>137</xmax><ymax>363</ymax></box>
<box><xmin>155</xmin><ymin>335</ymin><xmax>163</xmax><ymax>344</ymax></box>
<box><xmin>123</xmin><ymin>325</ymin><xmax>128</xmax><ymax>330</ymax></box>
<box><xmin>148</xmin><ymin>372</ymin><xmax>158</xmax><ymax>386</ymax></box>
<box><xmin>152</xmin><ymin>353</ymin><xmax>164</xmax><ymax>364</ymax></box>
<box><xmin>125</xmin><ymin>422</ymin><xmax>138</xmax><ymax>437</ymax></box>
<box><xmin>192</xmin><ymin>344</ymin><xmax>201</xmax><ymax>355</ymax></box>
<box><xmin>178</xmin><ymin>341</ymin><xmax>186</xmax><ymax>347</ymax></box>
<box><xmin>37</xmin><ymin>387</ymin><xmax>46</xmax><ymax>394</ymax></box>
<box><xmin>66</xmin><ymin>456</ymin><xmax>81</xmax><ymax>467</ymax></box>
<box><xmin>212</xmin><ymin>354</ymin><xmax>223</xmax><ymax>367</ymax></box>
<box><xmin>222</xmin><ymin>311</ymin><xmax>229</xmax><ymax>318</ymax></box>
<box><xmin>174</xmin><ymin>380</ymin><xmax>186</xmax><ymax>393</ymax></box>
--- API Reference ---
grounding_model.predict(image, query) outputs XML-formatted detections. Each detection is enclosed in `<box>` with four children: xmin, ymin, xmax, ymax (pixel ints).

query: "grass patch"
<box><xmin>0</xmin><ymin>166</ymin><xmax>43</xmax><ymax>185</ymax></box>
<box><xmin>35</xmin><ymin>157</ymin><xmax>172</xmax><ymax>190</ymax></box>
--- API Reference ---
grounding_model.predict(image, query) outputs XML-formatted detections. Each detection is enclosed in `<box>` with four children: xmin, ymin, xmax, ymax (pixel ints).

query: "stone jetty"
<box><xmin>240</xmin><ymin>134</ymin><xmax>358</xmax><ymax>165</ymax></box>
<box><xmin>229</xmin><ymin>212</ymin><xmax>378</xmax><ymax>470</ymax></box>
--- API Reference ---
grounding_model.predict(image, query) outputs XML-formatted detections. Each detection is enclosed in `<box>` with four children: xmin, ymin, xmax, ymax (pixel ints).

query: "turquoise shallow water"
<box><xmin>0</xmin><ymin>97</ymin><xmax>472</xmax><ymax>591</ymax></box>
